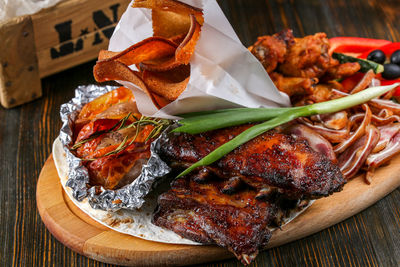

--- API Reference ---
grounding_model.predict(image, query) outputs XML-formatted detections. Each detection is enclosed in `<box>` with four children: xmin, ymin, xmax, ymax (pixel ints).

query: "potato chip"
<box><xmin>175</xmin><ymin>14</ymin><xmax>201</xmax><ymax>64</ymax></box>
<box><xmin>98</xmin><ymin>37</ymin><xmax>177</xmax><ymax>65</ymax></box>
<box><xmin>140</xmin><ymin>56</ymin><xmax>182</xmax><ymax>72</ymax></box>
<box><xmin>152</xmin><ymin>10</ymin><xmax>192</xmax><ymax>38</ymax></box>
<box><xmin>142</xmin><ymin>65</ymin><xmax>190</xmax><ymax>101</ymax></box>
<box><xmin>132</xmin><ymin>0</ymin><xmax>204</xmax><ymax>26</ymax></box>
<box><xmin>93</xmin><ymin>60</ymin><xmax>164</xmax><ymax>109</ymax></box>
<box><xmin>98</xmin><ymin>50</ymin><xmax>121</xmax><ymax>60</ymax></box>
<box><xmin>140</xmin><ymin>15</ymin><xmax>201</xmax><ymax>69</ymax></box>
<box><xmin>151</xmin><ymin>92</ymin><xmax>172</xmax><ymax>108</ymax></box>
<box><xmin>168</xmin><ymin>33</ymin><xmax>187</xmax><ymax>45</ymax></box>
<box><xmin>134</xmin><ymin>0</ymin><xmax>203</xmax><ymax>38</ymax></box>
<box><xmin>93</xmin><ymin>0</ymin><xmax>203</xmax><ymax>110</ymax></box>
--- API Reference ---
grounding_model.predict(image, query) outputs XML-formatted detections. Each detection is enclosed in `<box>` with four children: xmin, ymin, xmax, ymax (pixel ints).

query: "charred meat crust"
<box><xmin>154</xmin><ymin>125</ymin><xmax>346</xmax><ymax>265</ymax></box>
<box><xmin>158</xmin><ymin>125</ymin><xmax>346</xmax><ymax>199</ymax></box>
<box><xmin>152</xmin><ymin>176</ymin><xmax>274</xmax><ymax>264</ymax></box>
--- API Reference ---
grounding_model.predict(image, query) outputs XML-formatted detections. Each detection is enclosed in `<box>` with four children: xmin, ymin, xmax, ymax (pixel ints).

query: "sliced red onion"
<box><xmin>372</xmin><ymin>114</ymin><xmax>400</xmax><ymax>126</ymax></box>
<box><xmin>369</xmin><ymin>78</ymin><xmax>381</xmax><ymax>88</ymax></box>
<box><xmin>299</xmin><ymin>118</ymin><xmax>350</xmax><ymax>143</ymax></box>
<box><xmin>285</xmin><ymin>124</ymin><xmax>337</xmax><ymax>163</ymax></box>
<box><xmin>334</xmin><ymin>104</ymin><xmax>371</xmax><ymax>154</ymax></box>
<box><xmin>315</xmin><ymin>111</ymin><xmax>348</xmax><ymax>130</ymax></box>
<box><xmin>367</xmin><ymin>129</ymin><xmax>400</xmax><ymax>170</ymax></box>
<box><xmin>372</xmin><ymin>123</ymin><xmax>400</xmax><ymax>153</ymax></box>
<box><xmin>377</xmin><ymin>108</ymin><xmax>394</xmax><ymax>118</ymax></box>
<box><xmin>369</xmin><ymin>98</ymin><xmax>400</xmax><ymax>115</ymax></box>
<box><xmin>350</xmin><ymin>70</ymin><xmax>375</xmax><ymax>94</ymax></box>
<box><xmin>338</xmin><ymin>125</ymin><xmax>380</xmax><ymax>179</ymax></box>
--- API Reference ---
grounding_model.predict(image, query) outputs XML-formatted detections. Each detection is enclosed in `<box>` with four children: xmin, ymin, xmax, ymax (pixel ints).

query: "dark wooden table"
<box><xmin>1</xmin><ymin>0</ymin><xmax>399</xmax><ymax>266</ymax></box>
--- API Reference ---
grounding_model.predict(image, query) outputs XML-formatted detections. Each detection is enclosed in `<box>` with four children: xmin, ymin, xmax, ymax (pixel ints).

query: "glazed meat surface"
<box><xmin>278</xmin><ymin>32</ymin><xmax>333</xmax><ymax>78</ymax></box>
<box><xmin>250</xmin><ymin>29</ymin><xmax>295</xmax><ymax>73</ymax></box>
<box><xmin>158</xmin><ymin>125</ymin><xmax>345</xmax><ymax>199</ymax></box>
<box><xmin>153</xmin><ymin>175</ymin><xmax>275</xmax><ymax>265</ymax></box>
<box><xmin>270</xmin><ymin>72</ymin><xmax>318</xmax><ymax>97</ymax></box>
<box><xmin>250</xmin><ymin>30</ymin><xmax>359</xmax><ymax>96</ymax></box>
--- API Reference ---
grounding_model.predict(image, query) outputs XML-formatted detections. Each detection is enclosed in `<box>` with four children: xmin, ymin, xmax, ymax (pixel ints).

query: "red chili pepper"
<box><xmin>358</xmin><ymin>42</ymin><xmax>400</xmax><ymax>59</ymax></box>
<box><xmin>329</xmin><ymin>37</ymin><xmax>391</xmax><ymax>55</ymax></box>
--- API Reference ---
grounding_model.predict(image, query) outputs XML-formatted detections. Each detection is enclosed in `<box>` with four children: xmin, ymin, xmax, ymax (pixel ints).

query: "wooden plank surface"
<box><xmin>0</xmin><ymin>0</ymin><xmax>399</xmax><ymax>266</ymax></box>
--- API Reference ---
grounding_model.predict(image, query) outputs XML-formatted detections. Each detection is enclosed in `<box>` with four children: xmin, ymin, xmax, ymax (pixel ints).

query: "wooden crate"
<box><xmin>0</xmin><ymin>0</ymin><xmax>131</xmax><ymax>108</ymax></box>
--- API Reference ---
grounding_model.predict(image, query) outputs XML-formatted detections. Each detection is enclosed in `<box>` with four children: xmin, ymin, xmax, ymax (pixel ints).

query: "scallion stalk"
<box><xmin>176</xmin><ymin>84</ymin><xmax>399</xmax><ymax>177</ymax></box>
<box><xmin>174</xmin><ymin>106</ymin><xmax>303</xmax><ymax>134</ymax></box>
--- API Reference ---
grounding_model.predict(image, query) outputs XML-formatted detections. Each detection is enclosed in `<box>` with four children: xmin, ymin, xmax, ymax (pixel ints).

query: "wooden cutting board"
<box><xmin>36</xmin><ymin>155</ymin><xmax>400</xmax><ymax>266</ymax></box>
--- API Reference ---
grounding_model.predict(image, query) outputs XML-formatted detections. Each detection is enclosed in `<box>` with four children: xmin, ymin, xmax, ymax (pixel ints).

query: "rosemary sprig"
<box><xmin>103</xmin><ymin>135</ymin><xmax>129</xmax><ymax>157</ymax></box>
<box><xmin>80</xmin><ymin>115</ymin><xmax>170</xmax><ymax>161</ymax></box>
<box><xmin>116</xmin><ymin>112</ymin><xmax>133</xmax><ymax>130</ymax></box>
<box><xmin>71</xmin><ymin>112</ymin><xmax>133</xmax><ymax>150</ymax></box>
<box><xmin>71</xmin><ymin>135</ymin><xmax>101</xmax><ymax>150</ymax></box>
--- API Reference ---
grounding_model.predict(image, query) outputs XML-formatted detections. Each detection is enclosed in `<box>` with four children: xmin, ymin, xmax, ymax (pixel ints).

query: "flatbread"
<box><xmin>53</xmin><ymin>138</ymin><xmax>199</xmax><ymax>245</ymax></box>
<box><xmin>53</xmin><ymin>137</ymin><xmax>314</xmax><ymax>245</ymax></box>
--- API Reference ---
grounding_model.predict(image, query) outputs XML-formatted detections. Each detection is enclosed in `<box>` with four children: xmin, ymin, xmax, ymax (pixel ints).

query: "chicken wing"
<box><xmin>250</xmin><ymin>29</ymin><xmax>294</xmax><ymax>73</ymax></box>
<box><xmin>270</xmin><ymin>72</ymin><xmax>318</xmax><ymax>97</ymax></box>
<box><xmin>278</xmin><ymin>33</ymin><xmax>332</xmax><ymax>78</ymax></box>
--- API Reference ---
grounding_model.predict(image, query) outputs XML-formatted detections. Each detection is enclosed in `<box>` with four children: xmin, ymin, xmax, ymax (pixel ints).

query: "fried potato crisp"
<box><xmin>93</xmin><ymin>0</ymin><xmax>203</xmax><ymax>109</ymax></box>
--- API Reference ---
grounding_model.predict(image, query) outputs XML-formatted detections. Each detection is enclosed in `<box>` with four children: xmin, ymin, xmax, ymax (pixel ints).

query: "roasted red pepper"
<box><xmin>329</xmin><ymin>37</ymin><xmax>391</xmax><ymax>55</ymax></box>
<box><xmin>340</xmin><ymin>72</ymin><xmax>365</xmax><ymax>93</ymax></box>
<box><xmin>358</xmin><ymin>42</ymin><xmax>400</xmax><ymax>59</ymax></box>
<box><xmin>342</xmin><ymin>72</ymin><xmax>400</xmax><ymax>97</ymax></box>
<box><xmin>380</xmin><ymin>79</ymin><xmax>400</xmax><ymax>96</ymax></box>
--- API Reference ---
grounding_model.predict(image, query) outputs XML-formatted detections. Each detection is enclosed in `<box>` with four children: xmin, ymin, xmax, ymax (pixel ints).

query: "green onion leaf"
<box><xmin>177</xmin><ymin>83</ymin><xmax>399</xmax><ymax>177</ymax></box>
<box><xmin>174</xmin><ymin>107</ymin><xmax>302</xmax><ymax>134</ymax></box>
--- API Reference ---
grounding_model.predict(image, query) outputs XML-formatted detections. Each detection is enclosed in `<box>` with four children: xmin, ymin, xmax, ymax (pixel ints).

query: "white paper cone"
<box><xmin>109</xmin><ymin>0</ymin><xmax>291</xmax><ymax>119</ymax></box>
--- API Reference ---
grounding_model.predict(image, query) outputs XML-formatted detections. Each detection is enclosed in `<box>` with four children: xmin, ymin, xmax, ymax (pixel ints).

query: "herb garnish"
<box><xmin>72</xmin><ymin>113</ymin><xmax>170</xmax><ymax>161</ymax></box>
<box><xmin>175</xmin><ymin>84</ymin><xmax>399</xmax><ymax>177</ymax></box>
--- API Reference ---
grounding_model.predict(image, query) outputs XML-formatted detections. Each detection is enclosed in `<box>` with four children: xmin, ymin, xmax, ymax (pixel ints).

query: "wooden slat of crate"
<box><xmin>32</xmin><ymin>0</ymin><xmax>131</xmax><ymax>78</ymax></box>
<box><xmin>0</xmin><ymin>0</ymin><xmax>131</xmax><ymax>108</ymax></box>
<box><xmin>0</xmin><ymin>15</ymin><xmax>42</xmax><ymax>108</ymax></box>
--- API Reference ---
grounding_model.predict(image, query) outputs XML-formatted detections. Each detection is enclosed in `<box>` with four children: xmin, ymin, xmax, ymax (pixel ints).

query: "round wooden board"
<box><xmin>37</xmin><ymin>155</ymin><xmax>400</xmax><ymax>266</ymax></box>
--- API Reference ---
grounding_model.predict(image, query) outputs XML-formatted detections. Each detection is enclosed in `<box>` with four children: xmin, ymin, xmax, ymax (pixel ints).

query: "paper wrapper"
<box><xmin>0</xmin><ymin>0</ymin><xmax>63</xmax><ymax>22</ymax></box>
<box><xmin>108</xmin><ymin>0</ymin><xmax>290</xmax><ymax>119</ymax></box>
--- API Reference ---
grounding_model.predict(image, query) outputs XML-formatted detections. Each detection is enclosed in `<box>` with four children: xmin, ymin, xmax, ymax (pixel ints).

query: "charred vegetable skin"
<box><xmin>71</xmin><ymin>87</ymin><xmax>169</xmax><ymax>190</ymax></box>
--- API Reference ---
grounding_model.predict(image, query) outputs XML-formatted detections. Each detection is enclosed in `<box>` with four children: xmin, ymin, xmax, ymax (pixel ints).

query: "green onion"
<box><xmin>174</xmin><ymin>107</ymin><xmax>303</xmax><ymax>134</ymax></box>
<box><xmin>176</xmin><ymin>84</ymin><xmax>399</xmax><ymax>177</ymax></box>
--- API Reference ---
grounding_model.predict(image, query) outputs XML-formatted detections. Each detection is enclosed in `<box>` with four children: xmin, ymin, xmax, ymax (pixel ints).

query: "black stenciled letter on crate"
<box><xmin>50</xmin><ymin>4</ymin><xmax>121</xmax><ymax>59</ymax></box>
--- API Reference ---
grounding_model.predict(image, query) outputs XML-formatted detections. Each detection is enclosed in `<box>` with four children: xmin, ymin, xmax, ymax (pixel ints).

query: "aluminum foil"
<box><xmin>59</xmin><ymin>84</ymin><xmax>171</xmax><ymax>211</ymax></box>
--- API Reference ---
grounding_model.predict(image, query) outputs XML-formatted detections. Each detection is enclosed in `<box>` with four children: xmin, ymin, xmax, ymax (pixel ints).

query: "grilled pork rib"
<box><xmin>158</xmin><ymin>125</ymin><xmax>345</xmax><ymax>199</ymax></box>
<box><xmin>153</xmin><ymin>175</ymin><xmax>275</xmax><ymax>265</ymax></box>
<box><xmin>153</xmin><ymin>125</ymin><xmax>346</xmax><ymax>265</ymax></box>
